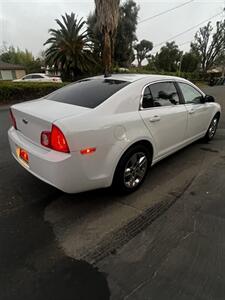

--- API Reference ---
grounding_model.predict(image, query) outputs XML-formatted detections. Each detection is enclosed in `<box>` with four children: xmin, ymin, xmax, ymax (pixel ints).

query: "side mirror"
<box><xmin>201</xmin><ymin>95</ymin><xmax>215</xmax><ymax>103</ymax></box>
<box><xmin>205</xmin><ymin>95</ymin><xmax>215</xmax><ymax>103</ymax></box>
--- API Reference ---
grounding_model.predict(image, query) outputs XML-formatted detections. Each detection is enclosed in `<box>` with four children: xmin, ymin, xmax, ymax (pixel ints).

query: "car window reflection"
<box><xmin>142</xmin><ymin>82</ymin><xmax>180</xmax><ymax>108</ymax></box>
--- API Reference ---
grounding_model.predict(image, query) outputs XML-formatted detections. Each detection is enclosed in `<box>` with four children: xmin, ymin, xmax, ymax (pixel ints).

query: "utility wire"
<box><xmin>152</xmin><ymin>10</ymin><xmax>224</xmax><ymax>50</ymax></box>
<box><xmin>138</xmin><ymin>0</ymin><xmax>195</xmax><ymax>24</ymax></box>
<box><xmin>177</xmin><ymin>40</ymin><xmax>193</xmax><ymax>47</ymax></box>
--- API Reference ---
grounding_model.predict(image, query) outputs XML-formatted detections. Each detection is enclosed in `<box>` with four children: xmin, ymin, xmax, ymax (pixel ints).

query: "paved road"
<box><xmin>0</xmin><ymin>86</ymin><xmax>224</xmax><ymax>299</ymax></box>
<box><xmin>99</xmin><ymin>129</ymin><xmax>225</xmax><ymax>299</ymax></box>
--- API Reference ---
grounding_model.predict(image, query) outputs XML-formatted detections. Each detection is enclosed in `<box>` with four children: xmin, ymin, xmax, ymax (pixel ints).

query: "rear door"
<box><xmin>139</xmin><ymin>81</ymin><xmax>188</xmax><ymax>159</ymax></box>
<box><xmin>178</xmin><ymin>82</ymin><xmax>211</xmax><ymax>139</ymax></box>
<box><xmin>22</xmin><ymin>75</ymin><xmax>32</xmax><ymax>82</ymax></box>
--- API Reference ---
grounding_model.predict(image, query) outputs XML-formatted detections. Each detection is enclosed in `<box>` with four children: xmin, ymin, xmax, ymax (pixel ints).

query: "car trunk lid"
<box><xmin>11</xmin><ymin>99</ymin><xmax>90</xmax><ymax>146</ymax></box>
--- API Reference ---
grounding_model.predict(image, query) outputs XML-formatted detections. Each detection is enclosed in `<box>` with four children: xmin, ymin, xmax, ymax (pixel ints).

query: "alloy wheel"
<box><xmin>208</xmin><ymin>118</ymin><xmax>218</xmax><ymax>139</ymax></box>
<box><xmin>123</xmin><ymin>152</ymin><xmax>148</xmax><ymax>189</ymax></box>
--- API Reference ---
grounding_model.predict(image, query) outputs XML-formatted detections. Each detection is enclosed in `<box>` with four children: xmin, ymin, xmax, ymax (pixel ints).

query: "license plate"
<box><xmin>17</xmin><ymin>147</ymin><xmax>29</xmax><ymax>164</ymax></box>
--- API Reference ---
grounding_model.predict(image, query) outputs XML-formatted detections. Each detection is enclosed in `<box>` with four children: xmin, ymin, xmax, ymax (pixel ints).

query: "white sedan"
<box><xmin>13</xmin><ymin>73</ymin><xmax>62</xmax><ymax>83</ymax></box>
<box><xmin>8</xmin><ymin>74</ymin><xmax>221</xmax><ymax>194</ymax></box>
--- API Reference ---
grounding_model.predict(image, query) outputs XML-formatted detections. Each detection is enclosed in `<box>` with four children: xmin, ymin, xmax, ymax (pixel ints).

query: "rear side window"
<box><xmin>32</xmin><ymin>75</ymin><xmax>44</xmax><ymax>79</ymax></box>
<box><xmin>142</xmin><ymin>86</ymin><xmax>154</xmax><ymax>108</ymax></box>
<box><xmin>142</xmin><ymin>82</ymin><xmax>180</xmax><ymax>109</ymax></box>
<box><xmin>23</xmin><ymin>75</ymin><xmax>32</xmax><ymax>80</ymax></box>
<box><xmin>45</xmin><ymin>78</ymin><xmax>130</xmax><ymax>108</ymax></box>
<box><xmin>150</xmin><ymin>82</ymin><xmax>179</xmax><ymax>107</ymax></box>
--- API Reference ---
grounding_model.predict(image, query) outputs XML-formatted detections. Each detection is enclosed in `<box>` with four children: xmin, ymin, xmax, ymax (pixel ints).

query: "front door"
<box><xmin>178</xmin><ymin>82</ymin><xmax>212</xmax><ymax>139</ymax></box>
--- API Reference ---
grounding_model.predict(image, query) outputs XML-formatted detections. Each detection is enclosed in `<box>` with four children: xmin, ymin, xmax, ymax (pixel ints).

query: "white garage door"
<box><xmin>1</xmin><ymin>70</ymin><xmax>13</xmax><ymax>80</ymax></box>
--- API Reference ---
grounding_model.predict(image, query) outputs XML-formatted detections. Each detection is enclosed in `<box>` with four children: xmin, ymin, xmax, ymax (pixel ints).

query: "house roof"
<box><xmin>0</xmin><ymin>60</ymin><xmax>26</xmax><ymax>70</ymax></box>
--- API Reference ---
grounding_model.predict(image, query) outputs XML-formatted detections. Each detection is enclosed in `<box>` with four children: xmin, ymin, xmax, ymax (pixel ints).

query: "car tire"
<box><xmin>113</xmin><ymin>144</ymin><xmax>151</xmax><ymax>194</ymax></box>
<box><xmin>204</xmin><ymin>115</ymin><xmax>219</xmax><ymax>142</ymax></box>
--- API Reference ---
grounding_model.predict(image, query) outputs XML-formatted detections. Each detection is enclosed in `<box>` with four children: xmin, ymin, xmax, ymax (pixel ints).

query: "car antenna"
<box><xmin>104</xmin><ymin>70</ymin><xmax>112</xmax><ymax>78</ymax></box>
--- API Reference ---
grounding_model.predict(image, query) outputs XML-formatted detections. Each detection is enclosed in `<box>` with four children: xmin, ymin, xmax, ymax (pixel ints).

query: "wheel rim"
<box><xmin>123</xmin><ymin>152</ymin><xmax>148</xmax><ymax>189</ymax></box>
<box><xmin>208</xmin><ymin>118</ymin><xmax>218</xmax><ymax>139</ymax></box>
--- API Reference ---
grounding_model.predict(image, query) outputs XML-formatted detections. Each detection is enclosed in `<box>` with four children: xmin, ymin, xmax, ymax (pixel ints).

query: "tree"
<box><xmin>87</xmin><ymin>12</ymin><xmax>102</xmax><ymax>59</ymax></box>
<box><xmin>154</xmin><ymin>41</ymin><xmax>182</xmax><ymax>72</ymax></box>
<box><xmin>44</xmin><ymin>13</ymin><xmax>94</xmax><ymax>80</ymax></box>
<box><xmin>180</xmin><ymin>52</ymin><xmax>200</xmax><ymax>72</ymax></box>
<box><xmin>214</xmin><ymin>51</ymin><xmax>225</xmax><ymax>76</ymax></box>
<box><xmin>114</xmin><ymin>0</ymin><xmax>139</xmax><ymax>67</ymax></box>
<box><xmin>134</xmin><ymin>39</ymin><xmax>153</xmax><ymax>67</ymax></box>
<box><xmin>191</xmin><ymin>21</ymin><xmax>225</xmax><ymax>73</ymax></box>
<box><xmin>94</xmin><ymin>0</ymin><xmax>120</xmax><ymax>76</ymax></box>
<box><xmin>0</xmin><ymin>46</ymin><xmax>43</xmax><ymax>73</ymax></box>
<box><xmin>146</xmin><ymin>55</ymin><xmax>157</xmax><ymax>71</ymax></box>
<box><xmin>87</xmin><ymin>0</ymin><xmax>139</xmax><ymax>68</ymax></box>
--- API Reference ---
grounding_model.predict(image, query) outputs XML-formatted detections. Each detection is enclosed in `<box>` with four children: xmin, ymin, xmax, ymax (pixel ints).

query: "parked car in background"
<box><xmin>13</xmin><ymin>73</ymin><xmax>62</xmax><ymax>83</ymax></box>
<box><xmin>209</xmin><ymin>76</ymin><xmax>225</xmax><ymax>86</ymax></box>
<box><xmin>8</xmin><ymin>74</ymin><xmax>221</xmax><ymax>194</ymax></box>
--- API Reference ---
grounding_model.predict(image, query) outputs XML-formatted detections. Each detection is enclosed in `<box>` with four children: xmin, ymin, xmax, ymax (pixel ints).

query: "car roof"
<box><xmin>25</xmin><ymin>73</ymin><xmax>46</xmax><ymax>76</ymax></box>
<box><xmin>92</xmin><ymin>73</ymin><xmax>188</xmax><ymax>83</ymax></box>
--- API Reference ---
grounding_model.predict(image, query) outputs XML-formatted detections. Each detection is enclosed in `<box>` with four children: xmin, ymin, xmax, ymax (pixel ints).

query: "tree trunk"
<box><xmin>103</xmin><ymin>29</ymin><xmax>112</xmax><ymax>76</ymax></box>
<box><xmin>222</xmin><ymin>65</ymin><xmax>225</xmax><ymax>77</ymax></box>
<box><xmin>111</xmin><ymin>30</ymin><xmax>116</xmax><ymax>67</ymax></box>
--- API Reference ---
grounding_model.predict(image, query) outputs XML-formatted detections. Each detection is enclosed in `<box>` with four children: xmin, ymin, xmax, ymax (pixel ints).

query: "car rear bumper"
<box><xmin>8</xmin><ymin>127</ymin><xmax>110</xmax><ymax>193</ymax></box>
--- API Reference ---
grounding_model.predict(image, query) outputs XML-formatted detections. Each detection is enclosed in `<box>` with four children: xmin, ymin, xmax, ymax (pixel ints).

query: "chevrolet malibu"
<box><xmin>8</xmin><ymin>74</ymin><xmax>221</xmax><ymax>194</ymax></box>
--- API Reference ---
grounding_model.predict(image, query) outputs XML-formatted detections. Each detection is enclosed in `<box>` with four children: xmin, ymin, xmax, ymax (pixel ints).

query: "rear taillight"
<box><xmin>41</xmin><ymin>125</ymin><xmax>70</xmax><ymax>153</ymax></box>
<box><xmin>51</xmin><ymin>125</ymin><xmax>70</xmax><ymax>153</ymax></box>
<box><xmin>9</xmin><ymin>108</ymin><xmax>17</xmax><ymax>129</ymax></box>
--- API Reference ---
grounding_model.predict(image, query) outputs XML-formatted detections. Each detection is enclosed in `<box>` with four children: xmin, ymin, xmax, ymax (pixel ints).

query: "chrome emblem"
<box><xmin>22</xmin><ymin>119</ymin><xmax>28</xmax><ymax>124</ymax></box>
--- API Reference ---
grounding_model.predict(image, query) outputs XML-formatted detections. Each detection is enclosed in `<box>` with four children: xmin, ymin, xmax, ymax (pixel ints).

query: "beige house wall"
<box><xmin>15</xmin><ymin>69</ymin><xmax>26</xmax><ymax>79</ymax></box>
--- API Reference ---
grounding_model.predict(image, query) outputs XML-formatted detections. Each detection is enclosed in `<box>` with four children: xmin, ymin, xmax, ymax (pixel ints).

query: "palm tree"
<box><xmin>44</xmin><ymin>13</ymin><xmax>94</xmax><ymax>80</ymax></box>
<box><xmin>94</xmin><ymin>0</ymin><xmax>120</xmax><ymax>76</ymax></box>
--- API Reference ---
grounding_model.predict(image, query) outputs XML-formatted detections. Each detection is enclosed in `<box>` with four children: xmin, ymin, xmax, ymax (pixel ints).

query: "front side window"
<box><xmin>179</xmin><ymin>82</ymin><xmax>203</xmax><ymax>104</ymax></box>
<box><xmin>148</xmin><ymin>82</ymin><xmax>179</xmax><ymax>107</ymax></box>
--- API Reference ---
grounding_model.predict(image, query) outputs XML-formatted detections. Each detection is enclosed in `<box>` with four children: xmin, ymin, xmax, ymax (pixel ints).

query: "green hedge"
<box><xmin>0</xmin><ymin>81</ymin><xmax>68</xmax><ymax>104</ymax></box>
<box><xmin>0</xmin><ymin>72</ymin><xmax>207</xmax><ymax>104</ymax></box>
<box><xmin>115</xmin><ymin>67</ymin><xmax>205</xmax><ymax>83</ymax></box>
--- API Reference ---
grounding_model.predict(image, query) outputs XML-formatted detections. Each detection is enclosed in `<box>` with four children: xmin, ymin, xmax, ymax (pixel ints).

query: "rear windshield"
<box><xmin>45</xmin><ymin>78</ymin><xmax>130</xmax><ymax>108</ymax></box>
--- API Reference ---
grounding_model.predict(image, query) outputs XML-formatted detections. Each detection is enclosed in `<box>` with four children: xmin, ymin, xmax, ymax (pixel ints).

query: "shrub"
<box><xmin>0</xmin><ymin>81</ymin><xmax>68</xmax><ymax>104</ymax></box>
<box><xmin>113</xmin><ymin>67</ymin><xmax>206</xmax><ymax>84</ymax></box>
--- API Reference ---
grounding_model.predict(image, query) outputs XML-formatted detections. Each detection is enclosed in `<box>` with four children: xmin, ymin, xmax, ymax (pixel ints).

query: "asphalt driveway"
<box><xmin>0</xmin><ymin>85</ymin><xmax>224</xmax><ymax>300</ymax></box>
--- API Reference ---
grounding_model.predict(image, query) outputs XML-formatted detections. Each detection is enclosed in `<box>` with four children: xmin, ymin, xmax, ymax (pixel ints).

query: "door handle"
<box><xmin>188</xmin><ymin>108</ymin><xmax>196</xmax><ymax>114</ymax></box>
<box><xmin>149</xmin><ymin>115</ymin><xmax>161</xmax><ymax>122</ymax></box>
